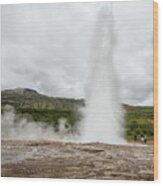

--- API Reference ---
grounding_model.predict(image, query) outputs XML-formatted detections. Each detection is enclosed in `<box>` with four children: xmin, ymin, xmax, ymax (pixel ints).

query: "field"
<box><xmin>124</xmin><ymin>105</ymin><xmax>154</xmax><ymax>141</ymax></box>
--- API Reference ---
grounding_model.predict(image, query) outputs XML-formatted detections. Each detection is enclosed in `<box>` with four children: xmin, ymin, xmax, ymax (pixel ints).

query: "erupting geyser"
<box><xmin>81</xmin><ymin>5</ymin><xmax>125</xmax><ymax>144</ymax></box>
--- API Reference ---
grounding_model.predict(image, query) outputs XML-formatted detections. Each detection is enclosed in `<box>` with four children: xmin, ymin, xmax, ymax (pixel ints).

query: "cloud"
<box><xmin>112</xmin><ymin>1</ymin><xmax>153</xmax><ymax>106</ymax></box>
<box><xmin>1</xmin><ymin>1</ymin><xmax>153</xmax><ymax>105</ymax></box>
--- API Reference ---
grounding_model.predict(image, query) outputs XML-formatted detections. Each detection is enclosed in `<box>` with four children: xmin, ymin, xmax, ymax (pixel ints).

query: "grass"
<box><xmin>3</xmin><ymin>106</ymin><xmax>82</xmax><ymax>129</ymax></box>
<box><xmin>124</xmin><ymin>106</ymin><xmax>154</xmax><ymax>141</ymax></box>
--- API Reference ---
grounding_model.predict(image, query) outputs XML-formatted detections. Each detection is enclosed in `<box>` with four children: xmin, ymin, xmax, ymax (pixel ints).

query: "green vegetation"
<box><xmin>1</xmin><ymin>88</ymin><xmax>84</xmax><ymax>131</ymax></box>
<box><xmin>124</xmin><ymin>105</ymin><xmax>154</xmax><ymax>141</ymax></box>
<box><xmin>15</xmin><ymin>107</ymin><xmax>82</xmax><ymax>127</ymax></box>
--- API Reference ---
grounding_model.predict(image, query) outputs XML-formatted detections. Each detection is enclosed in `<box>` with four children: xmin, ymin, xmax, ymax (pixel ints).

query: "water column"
<box><xmin>81</xmin><ymin>4</ymin><xmax>125</xmax><ymax>144</ymax></box>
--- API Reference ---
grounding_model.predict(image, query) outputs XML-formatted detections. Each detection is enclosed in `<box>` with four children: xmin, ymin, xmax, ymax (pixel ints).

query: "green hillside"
<box><xmin>1</xmin><ymin>88</ymin><xmax>84</xmax><ymax>130</ymax></box>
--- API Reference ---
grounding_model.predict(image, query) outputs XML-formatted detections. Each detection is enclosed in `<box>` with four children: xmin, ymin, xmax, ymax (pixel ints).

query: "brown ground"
<box><xmin>1</xmin><ymin>140</ymin><xmax>154</xmax><ymax>180</ymax></box>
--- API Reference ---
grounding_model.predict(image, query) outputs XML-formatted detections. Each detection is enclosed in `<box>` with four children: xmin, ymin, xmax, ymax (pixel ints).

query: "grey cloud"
<box><xmin>1</xmin><ymin>1</ymin><xmax>154</xmax><ymax>105</ymax></box>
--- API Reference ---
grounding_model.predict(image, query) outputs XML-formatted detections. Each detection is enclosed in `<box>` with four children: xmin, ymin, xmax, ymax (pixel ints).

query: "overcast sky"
<box><xmin>1</xmin><ymin>0</ymin><xmax>153</xmax><ymax>106</ymax></box>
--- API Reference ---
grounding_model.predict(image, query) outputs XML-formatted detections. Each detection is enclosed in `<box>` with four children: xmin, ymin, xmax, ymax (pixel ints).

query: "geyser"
<box><xmin>81</xmin><ymin>5</ymin><xmax>125</xmax><ymax>144</ymax></box>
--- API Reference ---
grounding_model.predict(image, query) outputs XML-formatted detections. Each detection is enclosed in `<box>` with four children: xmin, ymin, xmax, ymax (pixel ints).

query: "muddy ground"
<box><xmin>1</xmin><ymin>140</ymin><xmax>154</xmax><ymax>180</ymax></box>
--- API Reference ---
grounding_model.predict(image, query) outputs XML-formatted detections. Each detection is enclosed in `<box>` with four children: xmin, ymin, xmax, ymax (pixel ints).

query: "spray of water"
<box><xmin>80</xmin><ymin>5</ymin><xmax>125</xmax><ymax>144</ymax></box>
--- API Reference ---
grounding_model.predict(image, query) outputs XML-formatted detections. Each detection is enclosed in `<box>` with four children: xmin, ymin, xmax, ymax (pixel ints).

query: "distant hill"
<box><xmin>1</xmin><ymin>88</ymin><xmax>84</xmax><ymax>110</ymax></box>
<box><xmin>1</xmin><ymin>88</ymin><xmax>84</xmax><ymax>130</ymax></box>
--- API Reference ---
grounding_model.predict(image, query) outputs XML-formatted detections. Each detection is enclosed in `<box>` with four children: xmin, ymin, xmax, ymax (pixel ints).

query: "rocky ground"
<box><xmin>1</xmin><ymin>140</ymin><xmax>154</xmax><ymax>180</ymax></box>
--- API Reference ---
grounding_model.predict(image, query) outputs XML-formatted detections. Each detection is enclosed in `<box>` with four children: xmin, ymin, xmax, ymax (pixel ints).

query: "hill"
<box><xmin>1</xmin><ymin>88</ymin><xmax>84</xmax><ymax>110</ymax></box>
<box><xmin>1</xmin><ymin>88</ymin><xmax>84</xmax><ymax>130</ymax></box>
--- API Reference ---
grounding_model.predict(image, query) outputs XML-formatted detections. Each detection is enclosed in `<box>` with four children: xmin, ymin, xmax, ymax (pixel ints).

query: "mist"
<box><xmin>1</xmin><ymin>105</ymin><xmax>78</xmax><ymax>141</ymax></box>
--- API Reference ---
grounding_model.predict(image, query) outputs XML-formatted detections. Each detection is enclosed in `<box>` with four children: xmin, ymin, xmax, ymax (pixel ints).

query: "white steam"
<box><xmin>80</xmin><ymin>5</ymin><xmax>126</xmax><ymax>144</ymax></box>
<box><xmin>1</xmin><ymin>105</ymin><xmax>77</xmax><ymax>141</ymax></box>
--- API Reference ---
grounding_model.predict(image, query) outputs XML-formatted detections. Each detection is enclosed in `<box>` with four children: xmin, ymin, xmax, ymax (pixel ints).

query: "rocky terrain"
<box><xmin>1</xmin><ymin>140</ymin><xmax>154</xmax><ymax>180</ymax></box>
